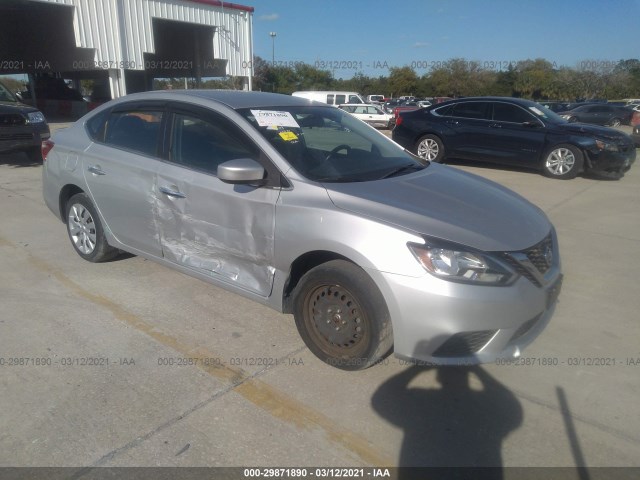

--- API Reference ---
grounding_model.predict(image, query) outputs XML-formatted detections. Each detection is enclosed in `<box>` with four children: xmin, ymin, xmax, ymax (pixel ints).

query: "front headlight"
<box><xmin>595</xmin><ymin>140</ymin><xmax>619</xmax><ymax>152</ymax></box>
<box><xmin>26</xmin><ymin>111</ymin><xmax>46</xmax><ymax>124</ymax></box>
<box><xmin>408</xmin><ymin>242</ymin><xmax>516</xmax><ymax>286</ymax></box>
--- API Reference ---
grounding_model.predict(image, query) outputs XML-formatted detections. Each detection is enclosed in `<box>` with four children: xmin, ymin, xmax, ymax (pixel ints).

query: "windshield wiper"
<box><xmin>380</xmin><ymin>163</ymin><xmax>426</xmax><ymax>179</ymax></box>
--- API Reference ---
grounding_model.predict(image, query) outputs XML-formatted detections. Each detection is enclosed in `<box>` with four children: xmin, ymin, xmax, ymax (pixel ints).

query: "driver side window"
<box><xmin>170</xmin><ymin>112</ymin><xmax>259</xmax><ymax>176</ymax></box>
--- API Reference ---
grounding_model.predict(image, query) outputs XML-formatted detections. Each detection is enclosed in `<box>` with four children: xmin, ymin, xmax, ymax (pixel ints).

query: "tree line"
<box><xmin>251</xmin><ymin>57</ymin><xmax>640</xmax><ymax>101</ymax></box>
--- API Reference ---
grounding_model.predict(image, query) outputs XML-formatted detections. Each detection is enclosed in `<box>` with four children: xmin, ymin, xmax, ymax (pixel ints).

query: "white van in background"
<box><xmin>292</xmin><ymin>91</ymin><xmax>365</xmax><ymax>106</ymax></box>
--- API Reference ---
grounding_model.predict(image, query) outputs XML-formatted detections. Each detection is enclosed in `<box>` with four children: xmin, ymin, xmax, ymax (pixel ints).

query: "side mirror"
<box><xmin>217</xmin><ymin>158</ymin><xmax>266</xmax><ymax>185</ymax></box>
<box><xmin>523</xmin><ymin>120</ymin><xmax>543</xmax><ymax>128</ymax></box>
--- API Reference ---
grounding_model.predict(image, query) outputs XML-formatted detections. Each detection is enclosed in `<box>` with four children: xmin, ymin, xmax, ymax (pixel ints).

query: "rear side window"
<box><xmin>451</xmin><ymin>102</ymin><xmax>490</xmax><ymax>120</ymax></box>
<box><xmin>335</xmin><ymin>94</ymin><xmax>346</xmax><ymax>104</ymax></box>
<box><xmin>86</xmin><ymin>109</ymin><xmax>110</xmax><ymax>142</ymax></box>
<box><xmin>104</xmin><ymin>110</ymin><xmax>163</xmax><ymax>156</ymax></box>
<box><xmin>433</xmin><ymin>104</ymin><xmax>454</xmax><ymax>116</ymax></box>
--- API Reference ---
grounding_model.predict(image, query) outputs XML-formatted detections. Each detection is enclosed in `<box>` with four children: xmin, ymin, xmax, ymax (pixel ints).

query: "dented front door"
<box><xmin>155</xmin><ymin>163</ymin><xmax>278</xmax><ymax>296</ymax></box>
<box><xmin>154</xmin><ymin>109</ymin><xmax>279</xmax><ymax>297</ymax></box>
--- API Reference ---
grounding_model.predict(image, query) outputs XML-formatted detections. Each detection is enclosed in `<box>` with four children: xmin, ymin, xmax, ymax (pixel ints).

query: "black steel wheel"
<box><xmin>293</xmin><ymin>260</ymin><xmax>393</xmax><ymax>370</ymax></box>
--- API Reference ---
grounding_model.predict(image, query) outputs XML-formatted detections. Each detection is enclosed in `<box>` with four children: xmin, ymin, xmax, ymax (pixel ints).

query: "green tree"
<box><xmin>388</xmin><ymin>67</ymin><xmax>419</xmax><ymax>97</ymax></box>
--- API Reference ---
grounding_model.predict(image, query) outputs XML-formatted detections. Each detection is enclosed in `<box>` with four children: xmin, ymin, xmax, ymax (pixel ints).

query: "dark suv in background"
<box><xmin>392</xmin><ymin>97</ymin><xmax>636</xmax><ymax>179</ymax></box>
<box><xmin>0</xmin><ymin>80</ymin><xmax>50</xmax><ymax>163</ymax></box>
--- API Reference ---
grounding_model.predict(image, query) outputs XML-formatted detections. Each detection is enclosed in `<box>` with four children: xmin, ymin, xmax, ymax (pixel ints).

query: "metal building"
<box><xmin>0</xmin><ymin>0</ymin><xmax>254</xmax><ymax>108</ymax></box>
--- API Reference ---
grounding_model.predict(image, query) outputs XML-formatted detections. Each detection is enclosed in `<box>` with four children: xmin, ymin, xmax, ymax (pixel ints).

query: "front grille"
<box><xmin>523</xmin><ymin>235</ymin><xmax>553</xmax><ymax>274</ymax></box>
<box><xmin>0</xmin><ymin>114</ymin><xmax>26</xmax><ymax>126</ymax></box>
<box><xmin>0</xmin><ymin>132</ymin><xmax>34</xmax><ymax>141</ymax></box>
<box><xmin>502</xmin><ymin>233</ymin><xmax>554</xmax><ymax>287</ymax></box>
<box><xmin>433</xmin><ymin>330</ymin><xmax>497</xmax><ymax>357</ymax></box>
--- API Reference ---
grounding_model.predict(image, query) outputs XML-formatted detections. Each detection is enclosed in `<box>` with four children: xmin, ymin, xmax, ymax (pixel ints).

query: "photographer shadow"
<box><xmin>372</xmin><ymin>362</ymin><xmax>523</xmax><ymax>478</ymax></box>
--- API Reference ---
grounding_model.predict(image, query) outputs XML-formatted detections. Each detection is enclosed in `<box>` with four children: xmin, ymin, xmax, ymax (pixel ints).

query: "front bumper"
<box><xmin>0</xmin><ymin>123</ymin><xmax>50</xmax><ymax>153</ymax></box>
<box><xmin>369</xmin><ymin>261</ymin><xmax>562</xmax><ymax>366</ymax></box>
<box><xmin>585</xmin><ymin>144</ymin><xmax>636</xmax><ymax>178</ymax></box>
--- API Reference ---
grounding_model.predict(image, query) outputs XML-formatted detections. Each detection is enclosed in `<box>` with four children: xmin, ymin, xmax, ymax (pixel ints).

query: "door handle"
<box><xmin>88</xmin><ymin>165</ymin><xmax>106</xmax><ymax>176</ymax></box>
<box><xmin>489</xmin><ymin>123</ymin><xmax>503</xmax><ymax>128</ymax></box>
<box><xmin>445</xmin><ymin>120</ymin><xmax>459</xmax><ymax>125</ymax></box>
<box><xmin>159</xmin><ymin>186</ymin><xmax>186</xmax><ymax>198</ymax></box>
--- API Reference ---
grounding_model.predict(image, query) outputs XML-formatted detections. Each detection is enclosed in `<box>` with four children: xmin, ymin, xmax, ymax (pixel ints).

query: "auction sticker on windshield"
<box><xmin>251</xmin><ymin>110</ymin><xmax>300</xmax><ymax>129</ymax></box>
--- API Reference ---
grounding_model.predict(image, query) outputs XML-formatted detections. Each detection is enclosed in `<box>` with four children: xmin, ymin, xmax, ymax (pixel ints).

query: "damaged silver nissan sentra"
<box><xmin>42</xmin><ymin>90</ymin><xmax>562</xmax><ymax>369</ymax></box>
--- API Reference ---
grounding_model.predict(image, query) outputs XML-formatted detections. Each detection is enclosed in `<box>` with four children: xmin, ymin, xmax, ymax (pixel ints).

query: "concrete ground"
<box><xmin>0</xmin><ymin>122</ymin><xmax>638</xmax><ymax>472</ymax></box>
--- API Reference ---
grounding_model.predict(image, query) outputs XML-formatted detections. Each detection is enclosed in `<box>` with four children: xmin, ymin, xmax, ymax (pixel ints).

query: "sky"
<box><xmin>250</xmin><ymin>0</ymin><xmax>640</xmax><ymax>79</ymax></box>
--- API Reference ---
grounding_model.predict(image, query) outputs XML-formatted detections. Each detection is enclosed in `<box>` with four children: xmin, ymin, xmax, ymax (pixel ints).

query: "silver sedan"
<box><xmin>42</xmin><ymin>90</ymin><xmax>562</xmax><ymax>369</ymax></box>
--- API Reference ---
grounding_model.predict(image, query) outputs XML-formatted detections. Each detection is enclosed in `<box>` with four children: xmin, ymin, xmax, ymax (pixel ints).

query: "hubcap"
<box><xmin>68</xmin><ymin>204</ymin><xmax>97</xmax><ymax>254</ymax></box>
<box><xmin>417</xmin><ymin>139</ymin><xmax>439</xmax><ymax>160</ymax></box>
<box><xmin>306</xmin><ymin>284</ymin><xmax>366</xmax><ymax>351</ymax></box>
<box><xmin>545</xmin><ymin>148</ymin><xmax>575</xmax><ymax>176</ymax></box>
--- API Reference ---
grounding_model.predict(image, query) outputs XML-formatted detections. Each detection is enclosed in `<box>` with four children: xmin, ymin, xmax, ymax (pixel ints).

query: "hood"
<box><xmin>0</xmin><ymin>101</ymin><xmax>39</xmax><ymax>115</ymax></box>
<box><xmin>555</xmin><ymin>121</ymin><xmax>631</xmax><ymax>141</ymax></box>
<box><xmin>323</xmin><ymin>164</ymin><xmax>551</xmax><ymax>252</ymax></box>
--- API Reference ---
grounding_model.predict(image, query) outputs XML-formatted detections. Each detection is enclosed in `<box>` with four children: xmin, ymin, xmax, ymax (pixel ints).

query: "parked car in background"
<box><xmin>292</xmin><ymin>91</ymin><xmax>365</xmax><ymax>107</ymax></box>
<box><xmin>392</xmin><ymin>97</ymin><xmax>636</xmax><ymax>179</ymax></box>
<box><xmin>366</xmin><ymin>95</ymin><xmax>385</xmax><ymax>104</ymax></box>
<box><xmin>382</xmin><ymin>99</ymin><xmax>403</xmax><ymax>114</ymax></box>
<box><xmin>339</xmin><ymin>103</ymin><xmax>394</xmax><ymax>129</ymax></box>
<box><xmin>632</xmin><ymin>124</ymin><xmax>640</xmax><ymax>147</ymax></box>
<box><xmin>0</xmin><ymin>79</ymin><xmax>50</xmax><ymax>163</ymax></box>
<box><xmin>42</xmin><ymin>90</ymin><xmax>562</xmax><ymax>369</ymax></box>
<box><xmin>393</xmin><ymin>101</ymin><xmax>423</xmax><ymax>118</ymax></box>
<box><xmin>559</xmin><ymin>104</ymin><xmax>633</xmax><ymax>126</ymax></box>
<box><xmin>539</xmin><ymin>101</ymin><xmax>573</xmax><ymax>113</ymax></box>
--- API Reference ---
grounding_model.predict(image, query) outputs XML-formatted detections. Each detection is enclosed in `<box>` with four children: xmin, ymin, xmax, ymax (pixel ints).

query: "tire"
<box><xmin>65</xmin><ymin>193</ymin><xmax>118</xmax><ymax>262</ymax></box>
<box><xmin>25</xmin><ymin>146</ymin><xmax>42</xmax><ymax>163</ymax></box>
<box><xmin>414</xmin><ymin>134</ymin><xmax>445</xmax><ymax>162</ymax></box>
<box><xmin>542</xmin><ymin>144</ymin><xmax>583</xmax><ymax>180</ymax></box>
<box><xmin>292</xmin><ymin>260</ymin><xmax>393</xmax><ymax>370</ymax></box>
<box><xmin>608</xmin><ymin>118</ymin><xmax>622</xmax><ymax>127</ymax></box>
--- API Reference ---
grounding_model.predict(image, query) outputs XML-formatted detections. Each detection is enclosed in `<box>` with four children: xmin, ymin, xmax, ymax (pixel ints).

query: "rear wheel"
<box><xmin>292</xmin><ymin>260</ymin><xmax>393</xmax><ymax>370</ymax></box>
<box><xmin>542</xmin><ymin>144</ymin><xmax>583</xmax><ymax>180</ymax></box>
<box><xmin>608</xmin><ymin>118</ymin><xmax>622</xmax><ymax>127</ymax></box>
<box><xmin>414</xmin><ymin>134</ymin><xmax>444</xmax><ymax>162</ymax></box>
<box><xmin>66</xmin><ymin>193</ymin><xmax>118</xmax><ymax>262</ymax></box>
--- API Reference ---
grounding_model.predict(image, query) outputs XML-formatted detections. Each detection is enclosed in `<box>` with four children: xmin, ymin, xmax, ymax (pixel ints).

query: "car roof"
<box><xmin>104</xmin><ymin>90</ymin><xmax>318</xmax><ymax>109</ymax></box>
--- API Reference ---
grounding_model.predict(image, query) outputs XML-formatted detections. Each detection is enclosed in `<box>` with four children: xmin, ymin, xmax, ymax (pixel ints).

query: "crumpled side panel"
<box><xmin>155</xmin><ymin>179</ymin><xmax>276</xmax><ymax>297</ymax></box>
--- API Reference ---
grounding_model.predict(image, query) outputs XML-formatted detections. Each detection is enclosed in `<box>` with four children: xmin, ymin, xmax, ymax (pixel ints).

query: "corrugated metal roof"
<box><xmin>31</xmin><ymin>0</ymin><xmax>253</xmax><ymax>78</ymax></box>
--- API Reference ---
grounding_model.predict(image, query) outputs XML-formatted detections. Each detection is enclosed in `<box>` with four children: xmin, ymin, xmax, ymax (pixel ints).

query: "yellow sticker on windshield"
<box><xmin>279</xmin><ymin>131</ymin><xmax>298</xmax><ymax>141</ymax></box>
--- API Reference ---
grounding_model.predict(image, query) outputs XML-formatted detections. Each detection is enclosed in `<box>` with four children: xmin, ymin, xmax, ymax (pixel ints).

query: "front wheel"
<box><xmin>292</xmin><ymin>260</ymin><xmax>393</xmax><ymax>370</ymax></box>
<box><xmin>608</xmin><ymin>118</ymin><xmax>622</xmax><ymax>127</ymax></box>
<box><xmin>66</xmin><ymin>193</ymin><xmax>118</xmax><ymax>262</ymax></box>
<box><xmin>414</xmin><ymin>134</ymin><xmax>444</xmax><ymax>162</ymax></box>
<box><xmin>542</xmin><ymin>144</ymin><xmax>583</xmax><ymax>179</ymax></box>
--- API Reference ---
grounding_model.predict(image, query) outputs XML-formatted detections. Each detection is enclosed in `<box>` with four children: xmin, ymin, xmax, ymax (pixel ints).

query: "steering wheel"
<box><xmin>325</xmin><ymin>144</ymin><xmax>351</xmax><ymax>161</ymax></box>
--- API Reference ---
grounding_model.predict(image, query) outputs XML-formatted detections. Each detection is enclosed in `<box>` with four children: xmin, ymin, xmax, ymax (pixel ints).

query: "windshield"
<box><xmin>528</xmin><ymin>102</ymin><xmax>567</xmax><ymax>124</ymax></box>
<box><xmin>238</xmin><ymin>105</ymin><xmax>426</xmax><ymax>183</ymax></box>
<box><xmin>0</xmin><ymin>82</ymin><xmax>18</xmax><ymax>103</ymax></box>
